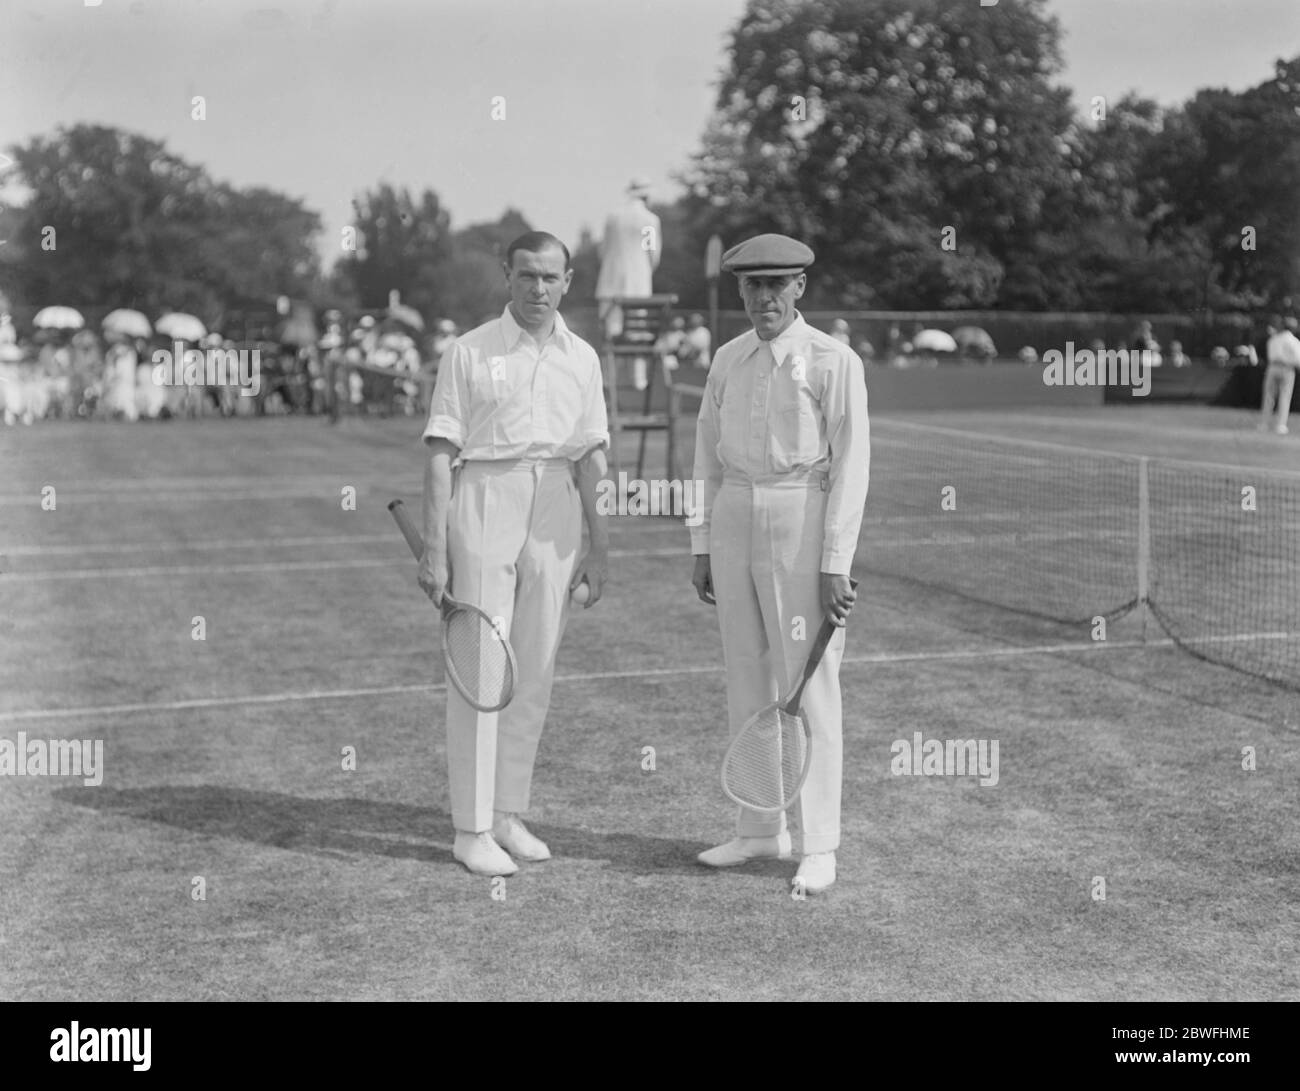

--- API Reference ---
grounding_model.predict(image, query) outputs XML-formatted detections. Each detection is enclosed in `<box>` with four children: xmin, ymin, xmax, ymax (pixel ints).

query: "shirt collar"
<box><xmin>753</xmin><ymin>311</ymin><xmax>808</xmax><ymax>368</ymax></box>
<box><xmin>501</xmin><ymin>305</ymin><xmax>570</xmax><ymax>351</ymax></box>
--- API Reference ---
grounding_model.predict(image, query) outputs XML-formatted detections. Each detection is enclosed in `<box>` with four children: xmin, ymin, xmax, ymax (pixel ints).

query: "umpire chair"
<box><xmin>602</xmin><ymin>293</ymin><xmax>679</xmax><ymax>483</ymax></box>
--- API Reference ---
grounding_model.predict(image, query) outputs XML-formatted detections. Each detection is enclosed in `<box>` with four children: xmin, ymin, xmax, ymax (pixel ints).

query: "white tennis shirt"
<box><xmin>424</xmin><ymin>306</ymin><xmax>609</xmax><ymax>461</ymax></box>
<box><xmin>691</xmin><ymin>312</ymin><xmax>870</xmax><ymax>575</ymax></box>
<box><xmin>1266</xmin><ymin>330</ymin><xmax>1300</xmax><ymax>370</ymax></box>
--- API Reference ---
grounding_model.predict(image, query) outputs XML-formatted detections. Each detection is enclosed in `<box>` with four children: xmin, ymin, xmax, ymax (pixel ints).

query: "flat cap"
<box><xmin>721</xmin><ymin>233</ymin><xmax>815</xmax><ymax>277</ymax></box>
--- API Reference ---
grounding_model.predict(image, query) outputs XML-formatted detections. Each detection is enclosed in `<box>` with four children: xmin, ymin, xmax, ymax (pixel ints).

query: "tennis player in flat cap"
<box><xmin>691</xmin><ymin>233</ymin><xmax>869</xmax><ymax>894</ymax></box>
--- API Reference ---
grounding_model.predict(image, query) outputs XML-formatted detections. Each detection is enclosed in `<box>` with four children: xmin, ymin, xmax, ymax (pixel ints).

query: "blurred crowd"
<box><xmin>813</xmin><ymin>316</ymin><xmax>1288</xmax><ymax>369</ymax></box>
<box><xmin>5</xmin><ymin>304</ymin><xmax>1295</xmax><ymax>427</ymax></box>
<box><xmin>0</xmin><ymin>306</ymin><xmax>459</xmax><ymax>426</ymax></box>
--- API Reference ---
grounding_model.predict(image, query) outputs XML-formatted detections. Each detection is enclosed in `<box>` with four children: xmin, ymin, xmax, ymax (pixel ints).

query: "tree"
<box><xmin>1145</xmin><ymin>56</ymin><xmax>1300</xmax><ymax>310</ymax></box>
<box><xmin>338</xmin><ymin>183</ymin><xmax>453</xmax><ymax>318</ymax></box>
<box><xmin>454</xmin><ymin>207</ymin><xmax>533</xmax><ymax>262</ymax></box>
<box><xmin>1</xmin><ymin>124</ymin><xmax>322</xmax><ymax>325</ymax></box>
<box><xmin>681</xmin><ymin>0</ymin><xmax>1076</xmax><ymax>308</ymax></box>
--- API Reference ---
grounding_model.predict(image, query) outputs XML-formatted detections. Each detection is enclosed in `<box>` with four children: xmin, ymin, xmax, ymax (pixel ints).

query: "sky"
<box><xmin>1</xmin><ymin>0</ymin><xmax>1296</xmax><ymax>268</ymax></box>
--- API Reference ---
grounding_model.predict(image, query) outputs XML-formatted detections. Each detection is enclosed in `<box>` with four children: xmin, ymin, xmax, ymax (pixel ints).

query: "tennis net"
<box><xmin>862</xmin><ymin>420</ymin><xmax>1300</xmax><ymax>690</ymax></box>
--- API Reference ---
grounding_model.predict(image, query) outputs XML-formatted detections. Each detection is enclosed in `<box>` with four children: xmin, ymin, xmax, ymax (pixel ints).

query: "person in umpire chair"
<box><xmin>419</xmin><ymin>231</ymin><xmax>610</xmax><ymax>877</ymax></box>
<box><xmin>691</xmin><ymin>234</ymin><xmax>870</xmax><ymax>895</ymax></box>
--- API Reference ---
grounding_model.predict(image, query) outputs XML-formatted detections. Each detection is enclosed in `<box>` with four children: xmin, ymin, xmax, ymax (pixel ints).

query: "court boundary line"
<box><xmin>1</xmin><ymin>523</ymin><xmax>685</xmax><ymax>558</ymax></box>
<box><xmin>879</xmin><ymin>417</ymin><xmax>1300</xmax><ymax>480</ymax></box>
<box><xmin>0</xmin><ymin>547</ymin><xmax>691</xmax><ymax>581</ymax></box>
<box><xmin>0</xmin><ymin>631</ymin><xmax>1290</xmax><ymax>722</ymax></box>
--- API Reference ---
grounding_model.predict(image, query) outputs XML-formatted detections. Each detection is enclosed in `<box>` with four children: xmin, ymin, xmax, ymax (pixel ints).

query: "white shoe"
<box><xmin>1275</xmin><ymin>424</ymin><xmax>1289</xmax><ymax>435</ymax></box>
<box><xmin>453</xmin><ymin>831</ymin><xmax>518</xmax><ymax>876</ymax></box>
<box><xmin>697</xmin><ymin>832</ymin><xmax>792</xmax><ymax>868</ymax></box>
<box><xmin>793</xmin><ymin>852</ymin><xmax>837</xmax><ymax>894</ymax></box>
<box><xmin>492</xmin><ymin>813</ymin><xmax>551</xmax><ymax>862</ymax></box>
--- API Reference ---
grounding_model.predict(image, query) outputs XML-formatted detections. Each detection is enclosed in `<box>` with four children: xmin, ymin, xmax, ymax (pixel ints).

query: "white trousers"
<box><xmin>1261</xmin><ymin>365</ymin><xmax>1295</xmax><ymax>430</ymax></box>
<box><xmin>445</xmin><ymin>458</ymin><xmax>581</xmax><ymax>832</ymax></box>
<box><xmin>710</xmin><ymin>474</ymin><xmax>845</xmax><ymax>855</ymax></box>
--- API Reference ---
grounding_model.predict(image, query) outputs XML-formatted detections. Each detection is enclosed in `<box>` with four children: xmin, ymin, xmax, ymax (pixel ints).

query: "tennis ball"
<box><xmin>571</xmin><ymin>581</ymin><xmax>591</xmax><ymax>605</ymax></box>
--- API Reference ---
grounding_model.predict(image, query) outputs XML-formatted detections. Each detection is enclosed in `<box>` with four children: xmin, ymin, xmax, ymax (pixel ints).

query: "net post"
<box><xmin>1137</xmin><ymin>456</ymin><xmax>1150</xmax><ymax>642</ymax></box>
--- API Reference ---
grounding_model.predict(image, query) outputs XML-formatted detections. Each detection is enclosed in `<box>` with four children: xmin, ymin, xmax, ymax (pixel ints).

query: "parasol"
<box><xmin>912</xmin><ymin>329</ymin><xmax>958</xmax><ymax>353</ymax></box>
<box><xmin>156</xmin><ymin>313</ymin><xmax>208</xmax><ymax>342</ymax></box>
<box><xmin>34</xmin><ymin>306</ymin><xmax>85</xmax><ymax>331</ymax></box>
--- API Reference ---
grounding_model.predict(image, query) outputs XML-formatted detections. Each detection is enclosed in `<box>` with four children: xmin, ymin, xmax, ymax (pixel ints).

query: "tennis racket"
<box><xmin>388</xmin><ymin>499</ymin><xmax>517</xmax><ymax>713</ymax></box>
<box><xmin>720</xmin><ymin>579</ymin><xmax>858</xmax><ymax>813</ymax></box>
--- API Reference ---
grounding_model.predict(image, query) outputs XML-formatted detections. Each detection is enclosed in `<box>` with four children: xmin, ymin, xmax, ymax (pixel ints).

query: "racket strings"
<box><xmin>443</xmin><ymin>609</ymin><xmax>512</xmax><ymax>708</ymax></box>
<box><xmin>722</xmin><ymin>708</ymin><xmax>809</xmax><ymax>810</ymax></box>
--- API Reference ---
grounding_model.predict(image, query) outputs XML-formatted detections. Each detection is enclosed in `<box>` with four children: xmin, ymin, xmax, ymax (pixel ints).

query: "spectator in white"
<box><xmin>354</xmin><ymin>315</ymin><xmax>379</xmax><ymax>359</ymax></box>
<box><xmin>1233</xmin><ymin>341</ymin><xmax>1259</xmax><ymax>367</ymax></box>
<box><xmin>829</xmin><ymin>318</ymin><xmax>851</xmax><ymax>345</ymax></box>
<box><xmin>1129</xmin><ymin>320</ymin><xmax>1162</xmax><ymax>367</ymax></box>
<box><xmin>320</xmin><ymin>313</ymin><xmax>346</xmax><ymax>422</ymax></box>
<box><xmin>104</xmin><ymin>329</ymin><xmax>139</xmax><ymax>422</ymax></box>
<box><xmin>656</xmin><ymin>316</ymin><xmax>686</xmax><ymax>371</ymax></box>
<box><xmin>1167</xmin><ymin>340</ymin><xmax>1190</xmax><ymax>368</ymax></box>
<box><xmin>137</xmin><ymin>335</ymin><xmax>168</xmax><ymax>420</ymax></box>
<box><xmin>855</xmin><ymin>338</ymin><xmax>875</xmax><ymax>364</ymax></box>
<box><xmin>596</xmin><ymin>177</ymin><xmax>662</xmax><ymax>390</ymax></box>
<box><xmin>1260</xmin><ymin>315</ymin><xmax>1300</xmax><ymax>435</ymax></box>
<box><xmin>431</xmin><ymin>319</ymin><xmax>458</xmax><ymax>362</ymax></box>
<box><xmin>681</xmin><ymin>313</ymin><xmax>711</xmax><ymax>368</ymax></box>
<box><xmin>885</xmin><ymin>324</ymin><xmax>905</xmax><ymax>366</ymax></box>
<box><xmin>1129</xmin><ymin>320</ymin><xmax>1158</xmax><ymax>353</ymax></box>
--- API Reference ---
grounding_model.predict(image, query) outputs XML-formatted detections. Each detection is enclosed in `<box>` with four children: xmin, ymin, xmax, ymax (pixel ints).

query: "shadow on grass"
<box><xmin>52</xmin><ymin>785</ymin><xmax>714</xmax><ymax>875</ymax></box>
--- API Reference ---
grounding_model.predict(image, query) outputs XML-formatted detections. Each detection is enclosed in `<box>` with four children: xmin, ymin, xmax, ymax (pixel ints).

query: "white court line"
<box><xmin>1</xmin><ymin>522</ymin><xmax>685</xmax><ymax>558</ymax></box>
<box><xmin>966</xmin><ymin>410</ymin><xmax>1288</xmax><ymax>446</ymax></box>
<box><xmin>0</xmin><ymin>547</ymin><xmax>690</xmax><ymax>582</ymax></box>
<box><xmin>7</xmin><ymin>523</ymin><xmax>1294</xmax><ymax>580</ymax></box>
<box><xmin>2</xmin><ymin>533</ymin><xmax>399</xmax><ymax>557</ymax></box>
<box><xmin>0</xmin><ymin>632</ymin><xmax>1290</xmax><ymax>723</ymax></box>
<box><xmin>0</xmin><ymin>491</ymin><xmax>353</xmax><ymax>507</ymax></box>
<box><xmin>879</xmin><ymin>418</ymin><xmax>1300</xmax><ymax>480</ymax></box>
<box><xmin>1</xmin><ymin>474</ymin><xmax>418</xmax><ymax>493</ymax></box>
<box><xmin>0</xmin><ymin>538</ymin><xmax>1087</xmax><ymax>581</ymax></box>
<box><xmin>9</xmin><ymin>508</ymin><xmax>1289</xmax><ymax>566</ymax></box>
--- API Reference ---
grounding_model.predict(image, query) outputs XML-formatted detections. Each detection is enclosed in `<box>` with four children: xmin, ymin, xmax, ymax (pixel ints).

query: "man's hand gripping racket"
<box><xmin>389</xmin><ymin>499</ymin><xmax>517</xmax><ymax>713</ymax></box>
<box><xmin>720</xmin><ymin>579</ymin><xmax>858</xmax><ymax>813</ymax></box>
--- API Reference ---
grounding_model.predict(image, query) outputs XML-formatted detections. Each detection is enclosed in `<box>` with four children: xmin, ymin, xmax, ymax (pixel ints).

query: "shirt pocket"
<box><xmin>774</xmin><ymin>385</ymin><xmax>822</xmax><ymax>462</ymax></box>
<box><xmin>475</xmin><ymin>356</ymin><xmax>509</xmax><ymax>396</ymax></box>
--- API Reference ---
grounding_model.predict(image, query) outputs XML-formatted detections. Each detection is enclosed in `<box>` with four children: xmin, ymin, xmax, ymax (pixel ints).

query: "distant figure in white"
<box><xmin>104</xmin><ymin>330</ymin><xmax>140</xmax><ymax>422</ymax></box>
<box><xmin>1261</xmin><ymin>315</ymin><xmax>1300</xmax><ymax>435</ymax></box>
<box><xmin>596</xmin><ymin>177</ymin><xmax>662</xmax><ymax>391</ymax></box>
<box><xmin>681</xmin><ymin>313</ymin><xmax>712</xmax><ymax>367</ymax></box>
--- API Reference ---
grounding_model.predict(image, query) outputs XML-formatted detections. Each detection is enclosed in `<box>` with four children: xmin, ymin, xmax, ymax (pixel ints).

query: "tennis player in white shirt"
<box><xmin>691</xmin><ymin>233</ymin><xmax>870</xmax><ymax>895</ymax></box>
<box><xmin>418</xmin><ymin>231</ymin><xmax>610</xmax><ymax>877</ymax></box>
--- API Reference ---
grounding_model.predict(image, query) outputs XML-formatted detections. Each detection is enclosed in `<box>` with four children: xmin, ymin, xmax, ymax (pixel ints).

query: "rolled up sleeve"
<box><xmin>423</xmin><ymin>342</ymin><xmax>469</xmax><ymax>447</ymax></box>
<box><xmin>578</xmin><ymin>347</ymin><xmax>611</xmax><ymax>455</ymax></box>
<box><xmin>821</xmin><ymin>350</ymin><xmax>869</xmax><ymax>574</ymax></box>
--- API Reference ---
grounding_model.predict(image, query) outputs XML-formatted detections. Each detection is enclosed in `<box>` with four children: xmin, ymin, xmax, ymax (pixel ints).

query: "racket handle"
<box><xmin>388</xmin><ymin>499</ymin><xmax>426</xmax><ymax>560</ymax></box>
<box><xmin>786</xmin><ymin>577</ymin><xmax>858</xmax><ymax>712</ymax></box>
